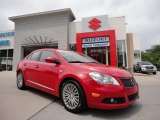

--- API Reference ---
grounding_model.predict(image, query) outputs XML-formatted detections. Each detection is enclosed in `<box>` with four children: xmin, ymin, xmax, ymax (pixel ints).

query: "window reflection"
<box><xmin>117</xmin><ymin>40</ymin><xmax>127</xmax><ymax>67</ymax></box>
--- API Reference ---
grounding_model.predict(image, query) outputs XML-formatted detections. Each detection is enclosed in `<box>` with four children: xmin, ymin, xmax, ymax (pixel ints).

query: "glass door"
<box><xmin>86</xmin><ymin>47</ymin><xmax>106</xmax><ymax>64</ymax></box>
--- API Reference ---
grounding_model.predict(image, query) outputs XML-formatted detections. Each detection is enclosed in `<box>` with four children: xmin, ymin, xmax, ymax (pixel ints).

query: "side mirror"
<box><xmin>45</xmin><ymin>56</ymin><xmax>60</xmax><ymax>64</ymax></box>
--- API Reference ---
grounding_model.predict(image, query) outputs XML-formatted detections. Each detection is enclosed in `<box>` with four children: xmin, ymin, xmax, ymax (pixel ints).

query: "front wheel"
<box><xmin>139</xmin><ymin>68</ymin><xmax>142</xmax><ymax>73</ymax></box>
<box><xmin>153</xmin><ymin>72</ymin><xmax>156</xmax><ymax>75</ymax></box>
<box><xmin>61</xmin><ymin>80</ymin><xmax>86</xmax><ymax>113</ymax></box>
<box><xmin>17</xmin><ymin>72</ymin><xmax>27</xmax><ymax>90</ymax></box>
<box><xmin>133</xmin><ymin>67</ymin><xmax>136</xmax><ymax>72</ymax></box>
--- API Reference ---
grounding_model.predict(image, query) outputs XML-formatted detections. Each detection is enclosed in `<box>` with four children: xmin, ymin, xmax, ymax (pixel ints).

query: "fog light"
<box><xmin>110</xmin><ymin>98</ymin><xmax>114</xmax><ymax>103</ymax></box>
<box><xmin>92</xmin><ymin>93</ymin><xmax>100</xmax><ymax>97</ymax></box>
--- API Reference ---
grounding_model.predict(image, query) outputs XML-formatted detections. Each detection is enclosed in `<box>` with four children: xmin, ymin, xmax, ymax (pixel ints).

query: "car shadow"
<box><xmin>27</xmin><ymin>87</ymin><xmax>59</xmax><ymax>101</ymax></box>
<box><xmin>56</xmin><ymin>100</ymin><xmax>142</xmax><ymax>119</ymax></box>
<box><xmin>27</xmin><ymin>87</ymin><xmax>142</xmax><ymax>119</ymax></box>
<box><xmin>82</xmin><ymin>102</ymin><xmax>142</xmax><ymax>119</ymax></box>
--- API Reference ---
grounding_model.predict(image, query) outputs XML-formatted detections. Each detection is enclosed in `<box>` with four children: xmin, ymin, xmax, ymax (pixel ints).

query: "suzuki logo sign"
<box><xmin>89</xmin><ymin>18</ymin><xmax>101</xmax><ymax>30</ymax></box>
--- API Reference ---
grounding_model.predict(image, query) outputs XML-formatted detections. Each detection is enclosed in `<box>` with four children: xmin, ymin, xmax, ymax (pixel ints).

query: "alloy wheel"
<box><xmin>62</xmin><ymin>83</ymin><xmax>80</xmax><ymax>110</ymax></box>
<box><xmin>17</xmin><ymin>73</ymin><xmax>23</xmax><ymax>88</ymax></box>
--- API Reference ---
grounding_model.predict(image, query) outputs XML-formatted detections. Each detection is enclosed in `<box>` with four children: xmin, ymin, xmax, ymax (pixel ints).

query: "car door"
<box><xmin>24</xmin><ymin>50</ymin><xmax>41</xmax><ymax>84</ymax></box>
<box><xmin>35</xmin><ymin>50</ymin><xmax>60</xmax><ymax>92</ymax></box>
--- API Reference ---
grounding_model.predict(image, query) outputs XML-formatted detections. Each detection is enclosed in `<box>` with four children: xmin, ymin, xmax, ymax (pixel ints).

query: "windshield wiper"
<box><xmin>68</xmin><ymin>61</ymin><xmax>86</xmax><ymax>63</ymax></box>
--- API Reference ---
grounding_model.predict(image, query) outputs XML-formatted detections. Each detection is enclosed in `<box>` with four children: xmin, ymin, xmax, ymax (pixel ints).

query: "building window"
<box><xmin>69</xmin><ymin>44</ymin><xmax>76</xmax><ymax>51</ymax></box>
<box><xmin>117</xmin><ymin>40</ymin><xmax>127</xmax><ymax>67</ymax></box>
<box><xmin>0</xmin><ymin>49</ymin><xmax>13</xmax><ymax>71</ymax></box>
<box><xmin>0</xmin><ymin>50</ymin><xmax>7</xmax><ymax>57</ymax></box>
<box><xmin>8</xmin><ymin>49</ymin><xmax>13</xmax><ymax>57</ymax></box>
<box><xmin>134</xmin><ymin>50</ymin><xmax>141</xmax><ymax>59</ymax></box>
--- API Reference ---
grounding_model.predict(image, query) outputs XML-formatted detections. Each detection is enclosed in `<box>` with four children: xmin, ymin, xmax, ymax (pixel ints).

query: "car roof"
<box><xmin>33</xmin><ymin>48</ymin><xmax>74</xmax><ymax>52</ymax></box>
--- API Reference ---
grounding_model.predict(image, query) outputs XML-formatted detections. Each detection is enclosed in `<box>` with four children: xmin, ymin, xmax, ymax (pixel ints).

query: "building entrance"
<box><xmin>83</xmin><ymin>47</ymin><xmax>110</xmax><ymax>65</ymax></box>
<box><xmin>87</xmin><ymin>47</ymin><xmax>106</xmax><ymax>64</ymax></box>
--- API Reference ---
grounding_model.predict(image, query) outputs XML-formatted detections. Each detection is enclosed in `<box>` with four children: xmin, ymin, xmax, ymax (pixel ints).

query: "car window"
<box><xmin>39</xmin><ymin>50</ymin><xmax>57</xmax><ymax>62</ymax></box>
<box><xmin>28</xmin><ymin>51</ymin><xmax>41</xmax><ymax>61</ymax></box>
<box><xmin>141</xmin><ymin>61</ymin><xmax>152</xmax><ymax>65</ymax></box>
<box><xmin>27</xmin><ymin>54</ymin><xmax>33</xmax><ymax>60</ymax></box>
<box><xmin>58</xmin><ymin>50</ymin><xmax>97</xmax><ymax>63</ymax></box>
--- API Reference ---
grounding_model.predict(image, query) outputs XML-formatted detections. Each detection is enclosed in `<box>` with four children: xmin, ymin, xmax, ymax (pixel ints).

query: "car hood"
<box><xmin>71</xmin><ymin>63</ymin><xmax>132</xmax><ymax>78</ymax></box>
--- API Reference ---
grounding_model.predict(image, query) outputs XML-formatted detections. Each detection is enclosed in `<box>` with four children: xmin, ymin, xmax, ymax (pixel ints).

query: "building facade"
<box><xmin>7</xmin><ymin>8</ymin><xmax>141</xmax><ymax>71</ymax></box>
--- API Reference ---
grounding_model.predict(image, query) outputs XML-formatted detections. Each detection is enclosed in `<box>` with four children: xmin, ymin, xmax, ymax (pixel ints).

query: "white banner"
<box><xmin>82</xmin><ymin>42</ymin><xmax>110</xmax><ymax>48</ymax></box>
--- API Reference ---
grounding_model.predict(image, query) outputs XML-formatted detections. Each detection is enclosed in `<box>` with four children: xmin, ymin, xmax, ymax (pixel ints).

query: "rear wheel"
<box><xmin>61</xmin><ymin>80</ymin><xmax>86</xmax><ymax>113</ymax></box>
<box><xmin>17</xmin><ymin>72</ymin><xmax>27</xmax><ymax>90</ymax></box>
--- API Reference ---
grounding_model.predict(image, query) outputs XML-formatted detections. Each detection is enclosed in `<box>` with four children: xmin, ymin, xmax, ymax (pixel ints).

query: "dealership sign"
<box><xmin>82</xmin><ymin>37</ymin><xmax>109</xmax><ymax>43</ymax></box>
<box><xmin>0</xmin><ymin>32</ymin><xmax>14</xmax><ymax>37</ymax></box>
<box><xmin>82</xmin><ymin>37</ymin><xmax>109</xmax><ymax>48</ymax></box>
<box><xmin>82</xmin><ymin>42</ymin><xmax>109</xmax><ymax>48</ymax></box>
<box><xmin>89</xmin><ymin>18</ymin><xmax>101</xmax><ymax>30</ymax></box>
<box><xmin>0</xmin><ymin>40</ymin><xmax>10</xmax><ymax>45</ymax></box>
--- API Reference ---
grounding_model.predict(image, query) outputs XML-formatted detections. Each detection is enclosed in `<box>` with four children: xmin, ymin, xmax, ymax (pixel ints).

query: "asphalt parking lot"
<box><xmin>0</xmin><ymin>71</ymin><xmax>160</xmax><ymax>120</ymax></box>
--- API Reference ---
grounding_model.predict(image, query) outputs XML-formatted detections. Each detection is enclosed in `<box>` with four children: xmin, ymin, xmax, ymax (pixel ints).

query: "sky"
<box><xmin>0</xmin><ymin>0</ymin><xmax>160</xmax><ymax>50</ymax></box>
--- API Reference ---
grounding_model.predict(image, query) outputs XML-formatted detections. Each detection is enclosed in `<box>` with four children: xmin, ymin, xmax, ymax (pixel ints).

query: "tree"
<box><xmin>141</xmin><ymin>44</ymin><xmax>160</xmax><ymax>70</ymax></box>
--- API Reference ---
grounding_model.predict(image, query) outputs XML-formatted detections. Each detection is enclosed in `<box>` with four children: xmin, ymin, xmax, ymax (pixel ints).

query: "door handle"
<box><xmin>36</xmin><ymin>65</ymin><xmax>39</xmax><ymax>69</ymax></box>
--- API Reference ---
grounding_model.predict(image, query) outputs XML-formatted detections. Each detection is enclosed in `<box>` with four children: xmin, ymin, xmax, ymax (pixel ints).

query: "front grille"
<box><xmin>120</xmin><ymin>78</ymin><xmax>135</xmax><ymax>88</ymax></box>
<box><xmin>128</xmin><ymin>92</ymin><xmax>138</xmax><ymax>101</ymax></box>
<box><xmin>145</xmin><ymin>66</ymin><xmax>154</xmax><ymax>69</ymax></box>
<box><xmin>102</xmin><ymin>97</ymin><xmax>125</xmax><ymax>104</ymax></box>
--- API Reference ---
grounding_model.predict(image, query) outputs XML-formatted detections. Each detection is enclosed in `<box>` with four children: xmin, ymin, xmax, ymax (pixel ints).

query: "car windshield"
<box><xmin>140</xmin><ymin>61</ymin><xmax>152</xmax><ymax>65</ymax></box>
<box><xmin>58</xmin><ymin>50</ymin><xmax>98</xmax><ymax>63</ymax></box>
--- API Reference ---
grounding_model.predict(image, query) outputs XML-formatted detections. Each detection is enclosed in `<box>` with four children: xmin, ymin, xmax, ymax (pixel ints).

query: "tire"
<box><xmin>17</xmin><ymin>72</ymin><xmax>27</xmax><ymax>90</ymax></box>
<box><xmin>61</xmin><ymin>80</ymin><xmax>86</xmax><ymax>113</ymax></box>
<box><xmin>153</xmin><ymin>72</ymin><xmax>156</xmax><ymax>75</ymax></box>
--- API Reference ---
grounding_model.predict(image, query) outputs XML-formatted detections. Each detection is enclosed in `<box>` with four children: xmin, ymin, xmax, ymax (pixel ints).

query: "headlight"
<box><xmin>153</xmin><ymin>66</ymin><xmax>157</xmax><ymax>70</ymax></box>
<box><xmin>89</xmin><ymin>72</ymin><xmax>120</xmax><ymax>85</ymax></box>
<box><xmin>141</xmin><ymin>66</ymin><xmax>146</xmax><ymax>70</ymax></box>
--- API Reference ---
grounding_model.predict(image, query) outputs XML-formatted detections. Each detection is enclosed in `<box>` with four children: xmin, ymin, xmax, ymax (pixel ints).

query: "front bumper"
<box><xmin>86</xmin><ymin>80</ymin><xmax>139</xmax><ymax>110</ymax></box>
<box><xmin>141</xmin><ymin>68</ymin><xmax>157</xmax><ymax>73</ymax></box>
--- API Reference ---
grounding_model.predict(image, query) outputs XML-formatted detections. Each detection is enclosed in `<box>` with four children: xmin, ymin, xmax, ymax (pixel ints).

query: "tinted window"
<box><xmin>29</xmin><ymin>51</ymin><xmax>41</xmax><ymax>61</ymax></box>
<box><xmin>27</xmin><ymin>54</ymin><xmax>32</xmax><ymax>60</ymax></box>
<box><xmin>40</xmin><ymin>51</ymin><xmax>57</xmax><ymax>62</ymax></box>
<box><xmin>140</xmin><ymin>61</ymin><xmax>152</xmax><ymax>65</ymax></box>
<box><xmin>8</xmin><ymin>49</ymin><xmax>13</xmax><ymax>57</ymax></box>
<box><xmin>0</xmin><ymin>50</ymin><xmax>7</xmax><ymax>57</ymax></box>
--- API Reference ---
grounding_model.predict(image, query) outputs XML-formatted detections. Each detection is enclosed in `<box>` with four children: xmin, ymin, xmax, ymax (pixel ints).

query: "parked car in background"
<box><xmin>16</xmin><ymin>49</ymin><xmax>139</xmax><ymax>113</ymax></box>
<box><xmin>133</xmin><ymin>61</ymin><xmax>157</xmax><ymax>74</ymax></box>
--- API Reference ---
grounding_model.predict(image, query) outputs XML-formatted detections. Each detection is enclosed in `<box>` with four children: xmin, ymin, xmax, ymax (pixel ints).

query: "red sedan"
<box><xmin>16</xmin><ymin>49</ymin><xmax>139</xmax><ymax>113</ymax></box>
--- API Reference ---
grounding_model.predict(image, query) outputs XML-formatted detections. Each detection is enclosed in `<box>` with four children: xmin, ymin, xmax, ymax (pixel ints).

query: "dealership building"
<box><xmin>0</xmin><ymin>8</ymin><xmax>141</xmax><ymax>71</ymax></box>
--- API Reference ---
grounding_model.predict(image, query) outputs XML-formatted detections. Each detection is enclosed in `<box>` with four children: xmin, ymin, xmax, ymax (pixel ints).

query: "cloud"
<box><xmin>0</xmin><ymin>0</ymin><xmax>159</xmax><ymax>50</ymax></box>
